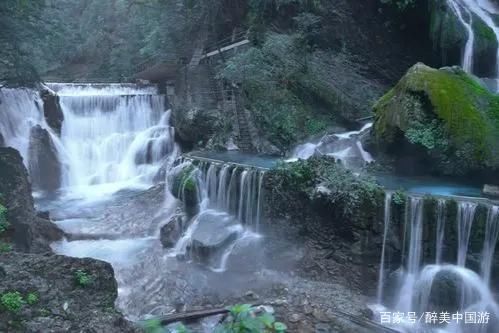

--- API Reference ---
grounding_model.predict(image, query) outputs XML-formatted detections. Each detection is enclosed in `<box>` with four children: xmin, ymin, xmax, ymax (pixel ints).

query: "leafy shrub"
<box><xmin>392</xmin><ymin>190</ymin><xmax>406</xmax><ymax>206</ymax></box>
<box><xmin>26</xmin><ymin>292</ymin><xmax>39</xmax><ymax>305</ymax></box>
<box><xmin>0</xmin><ymin>241</ymin><xmax>12</xmax><ymax>253</ymax></box>
<box><xmin>380</xmin><ymin>0</ymin><xmax>415</xmax><ymax>11</ymax></box>
<box><xmin>74</xmin><ymin>270</ymin><xmax>92</xmax><ymax>287</ymax></box>
<box><xmin>215</xmin><ymin>304</ymin><xmax>286</xmax><ymax>333</ymax></box>
<box><xmin>1</xmin><ymin>292</ymin><xmax>24</xmax><ymax>313</ymax></box>
<box><xmin>0</xmin><ymin>204</ymin><xmax>9</xmax><ymax>233</ymax></box>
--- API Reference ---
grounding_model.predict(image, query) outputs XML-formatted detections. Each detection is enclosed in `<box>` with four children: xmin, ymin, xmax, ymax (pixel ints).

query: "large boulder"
<box><xmin>188</xmin><ymin>211</ymin><xmax>242</xmax><ymax>266</ymax></box>
<box><xmin>28</xmin><ymin>125</ymin><xmax>62</xmax><ymax>192</ymax></box>
<box><xmin>160</xmin><ymin>208</ymin><xmax>186</xmax><ymax>248</ymax></box>
<box><xmin>0</xmin><ymin>147</ymin><xmax>63</xmax><ymax>252</ymax></box>
<box><xmin>41</xmin><ymin>89</ymin><xmax>64</xmax><ymax>135</ymax></box>
<box><xmin>0</xmin><ymin>252</ymin><xmax>138</xmax><ymax>332</ymax></box>
<box><xmin>372</xmin><ymin>63</ymin><xmax>499</xmax><ymax>177</ymax></box>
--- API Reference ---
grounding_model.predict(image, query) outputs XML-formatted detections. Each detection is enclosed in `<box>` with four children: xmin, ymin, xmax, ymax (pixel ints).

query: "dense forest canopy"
<box><xmin>0</xmin><ymin>0</ymin><xmax>429</xmax><ymax>83</ymax></box>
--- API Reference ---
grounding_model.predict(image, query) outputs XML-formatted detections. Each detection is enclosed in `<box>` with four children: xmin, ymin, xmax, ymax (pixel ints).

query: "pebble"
<box><xmin>289</xmin><ymin>313</ymin><xmax>302</xmax><ymax>323</ymax></box>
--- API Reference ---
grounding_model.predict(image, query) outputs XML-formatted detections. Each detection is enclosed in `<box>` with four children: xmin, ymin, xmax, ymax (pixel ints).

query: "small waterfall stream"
<box><xmin>447</xmin><ymin>0</ymin><xmax>499</xmax><ymax>88</ymax></box>
<box><xmin>169</xmin><ymin>158</ymin><xmax>265</xmax><ymax>271</ymax></box>
<box><xmin>0</xmin><ymin>88</ymin><xmax>59</xmax><ymax>163</ymax></box>
<box><xmin>376</xmin><ymin>194</ymin><xmax>499</xmax><ymax>333</ymax></box>
<box><xmin>288</xmin><ymin>122</ymin><xmax>374</xmax><ymax>169</ymax></box>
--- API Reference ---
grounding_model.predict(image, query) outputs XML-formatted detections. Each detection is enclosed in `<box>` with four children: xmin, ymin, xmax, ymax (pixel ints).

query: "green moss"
<box><xmin>1</xmin><ymin>292</ymin><xmax>24</xmax><ymax>313</ymax></box>
<box><xmin>374</xmin><ymin>63</ymin><xmax>499</xmax><ymax>173</ymax></box>
<box><xmin>473</xmin><ymin>17</ymin><xmax>496</xmax><ymax>43</ymax></box>
<box><xmin>0</xmin><ymin>203</ymin><xmax>9</xmax><ymax>233</ymax></box>
<box><xmin>428</xmin><ymin>1</ymin><xmax>467</xmax><ymax>57</ymax></box>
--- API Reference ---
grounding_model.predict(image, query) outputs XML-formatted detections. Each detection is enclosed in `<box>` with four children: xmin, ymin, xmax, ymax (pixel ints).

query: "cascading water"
<box><xmin>435</xmin><ymin>199</ymin><xmax>447</xmax><ymax>264</ymax></box>
<box><xmin>288</xmin><ymin>122</ymin><xmax>374</xmax><ymax>169</ymax></box>
<box><xmin>197</xmin><ymin>160</ymin><xmax>265</xmax><ymax>231</ymax></box>
<box><xmin>375</xmin><ymin>194</ymin><xmax>499</xmax><ymax>333</ymax></box>
<box><xmin>448</xmin><ymin>0</ymin><xmax>475</xmax><ymax>72</ymax></box>
<box><xmin>48</xmin><ymin>83</ymin><xmax>177</xmax><ymax>197</ymax></box>
<box><xmin>168</xmin><ymin>158</ymin><xmax>265</xmax><ymax>271</ymax></box>
<box><xmin>481</xmin><ymin>205</ymin><xmax>499</xmax><ymax>285</ymax></box>
<box><xmin>377</xmin><ymin>192</ymin><xmax>392</xmax><ymax>303</ymax></box>
<box><xmin>457</xmin><ymin>201</ymin><xmax>477</xmax><ymax>266</ymax></box>
<box><xmin>448</xmin><ymin>0</ymin><xmax>499</xmax><ymax>89</ymax></box>
<box><xmin>0</xmin><ymin>88</ymin><xmax>57</xmax><ymax>162</ymax></box>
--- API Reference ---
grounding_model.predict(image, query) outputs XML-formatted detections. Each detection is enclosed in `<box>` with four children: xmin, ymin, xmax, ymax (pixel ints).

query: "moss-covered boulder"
<box><xmin>373</xmin><ymin>63</ymin><xmax>499</xmax><ymax>177</ymax></box>
<box><xmin>169</xmin><ymin>163</ymin><xmax>200</xmax><ymax>218</ymax></box>
<box><xmin>264</xmin><ymin>157</ymin><xmax>385</xmax><ymax>245</ymax></box>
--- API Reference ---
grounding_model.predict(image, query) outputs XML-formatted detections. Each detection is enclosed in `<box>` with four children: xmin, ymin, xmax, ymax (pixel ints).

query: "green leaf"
<box><xmin>274</xmin><ymin>322</ymin><xmax>287</xmax><ymax>332</ymax></box>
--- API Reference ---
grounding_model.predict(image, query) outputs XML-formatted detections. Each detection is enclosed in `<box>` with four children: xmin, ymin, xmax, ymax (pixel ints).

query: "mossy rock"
<box><xmin>428</xmin><ymin>1</ymin><xmax>498</xmax><ymax>76</ymax></box>
<box><xmin>429</xmin><ymin>0</ymin><xmax>467</xmax><ymax>66</ymax></box>
<box><xmin>170</xmin><ymin>164</ymin><xmax>200</xmax><ymax>217</ymax></box>
<box><xmin>373</xmin><ymin>63</ymin><xmax>499</xmax><ymax>176</ymax></box>
<box><xmin>471</xmin><ymin>15</ymin><xmax>499</xmax><ymax>76</ymax></box>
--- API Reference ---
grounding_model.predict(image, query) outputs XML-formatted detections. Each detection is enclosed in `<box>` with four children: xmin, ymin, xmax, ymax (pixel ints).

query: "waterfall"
<box><xmin>168</xmin><ymin>159</ymin><xmax>265</xmax><ymax>271</ymax></box>
<box><xmin>1</xmin><ymin>84</ymin><xmax>177</xmax><ymax>197</ymax></box>
<box><xmin>481</xmin><ymin>205</ymin><xmax>499</xmax><ymax>284</ymax></box>
<box><xmin>376</xmin><ymin>192</ymin><xmax>392</xmax><ymax>303</ymax></box>
<box><xmin>52</xmin><ymin>84</ymin><xmax>177</xmax><ymax>196</ymax></box>
<box><xmin>394</xmin><ymin>197</ymin><xmax>424</xmax><ymax>314</ymax></box>
<box><xmin>435</xmin><ymin>199</ymin><xmax>447</xmax><ymax>264</ymax></box>
<box><xmin>448</xmin><ymin>0</ymin><xmax>499</xmax><ymax>85</ymax></box>
<box><xmin>448</xmin><ymin>0</ymin><xmax>475</xmax><ymax>72</ymax></box>
<box><xmin>197</xmin><ymin>161</ymin><xmax>265</xmax><ymax>230</ymax></box>
<box><xmin>0</xmin><ymin>88</ymin><xmax>57</xmax><ymax>162</ymax></box>
<box><xmin>376</xmin><ymin>194</ymin><xmax>499</xmax><ymax>333</ymax></box>
<box><xmin>457</xmin><ymin>201</ymin><xmax>477</xmax><ymax>266</ymax></box>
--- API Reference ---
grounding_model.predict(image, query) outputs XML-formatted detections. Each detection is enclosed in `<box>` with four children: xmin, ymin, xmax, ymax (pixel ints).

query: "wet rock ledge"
<box><xmin>0</xmin><ymin>147</ymin><xmax>138</xmax><ymax>332</ymax></box>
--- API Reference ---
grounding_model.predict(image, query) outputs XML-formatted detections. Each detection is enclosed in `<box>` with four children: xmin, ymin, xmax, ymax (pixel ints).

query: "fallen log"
<box><xmin>155</xmin><ymin>307</ymin><xmax>230</xmax><ymax>326</ymax></box>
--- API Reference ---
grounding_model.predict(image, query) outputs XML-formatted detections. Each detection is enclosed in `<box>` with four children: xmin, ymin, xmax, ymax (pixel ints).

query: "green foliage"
<box><xmin>374</xmin><ymin>63</ymin><xmax>499</xmax><ymax>175</ymax></box>
<box><xmin>26</xmin><ymin>293</ymin><xmax>39</xmax><ymax>305</ymax></box>
<box><xmin>270</xmin><ymin>157</ymin><xmax>383</xmax><ymax>221</ymax></box>
<box><xmin>1</xmin><ymin>292</ymin><xmax>24</xmax><ymax>313</ymax></box>
<box><xmin>380</xmin><ymin>0</ymin><xmax>415</xmax><ymax>11</ymax></box>
<box><xmin>0</xmin><ymin>242</ymin><xmax>12</xmax><ymax>253</ymax></box>
<box><xmin>0</xmin><ymin>204</ymin><xmax>9</xmax><ymax>234</ymax></box>
<box><xmin>74</xmin><ymin>269</ymin><xmax>92</xmax><ymax>287</ymax></box>
<box><xmin>215</xmin><ymin>304</ymin><xmax>287</xmax><ymax>333</ymax></box>
<box><xmin>142</xmin><ymin>319</ymin><xmax>163</xmax><ymax>333</ymax></box>
<box><xmin>221</xmin><ymin>33</ymin><xmax>338</xmax><ymax>149</ymax></box>
<box><xmin>405</xmin><ymin>119</ymin><xmax>448</xmax><ymax>151</ymax></box>
<box><xmin>392</xmin><ymin>190</ymin><xmax>406</xmax><ymax>206</ymax></box>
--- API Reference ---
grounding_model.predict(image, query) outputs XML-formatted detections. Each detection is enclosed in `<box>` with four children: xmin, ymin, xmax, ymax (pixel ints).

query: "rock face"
<box><xmin>160</xmin><ymin>208</ymin><xmax>186</xmax><ymax>248</ymax></box>
<box><xmin>41</xmin><ymin>89</ymin><xmax>64</xmax><ymax>135</ymax></box>
<box><xmin>372</xmin><ymin>63</ymin><xmax>499</xmax><ymax>177</ymax></box>
<box><xmin>483</xmin><ymin>184</ymin><xmax>499</xmax><ymax>198</ymax></box>
<box><xmin>264</xmin><ymin>157</ymin><xmax>385</xmax><ymax>261</ymax></box>
<box><xmin>188</xmin><ymin>211</ymin><xmax>241</xmax><ymax>265</ymax></box>
<box><xmin>171</xmin><ymin>65</ymin><xmax>225</xmax><ymax>150</ymax></box>
<box><xmin>0</xmin><ymin>252</ymin><xmax>138</xmax><ymax>333</ymax></box>
<box><xmin>428</xmin><ymin>0</ymin><xmax>498</xmax><ymax>77</ymax></box>
<box><xmin>28</xmin><ymin>125</ymin><xmax>62</xmax><ymax>192</ymax></box>
<box><xmin>0</xmin><ymin>147</ymin><xmax>63</xmax><ymax>252</ymax></box>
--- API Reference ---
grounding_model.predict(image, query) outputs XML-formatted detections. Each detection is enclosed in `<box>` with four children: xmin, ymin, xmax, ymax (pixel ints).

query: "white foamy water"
<box><xmin>0</xmin><ymin>88</ymin><xmax>59</xmax><ymax>163</ymax></box>
<box><xmin>55</xmin><ymin>84</ymin><xmax>177</xmax><ymax>197</ymax></box>
<box><xmin>288</xmin><ymin>122</ymin><xmax>374</xmax><ymax>169</ymax></box>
